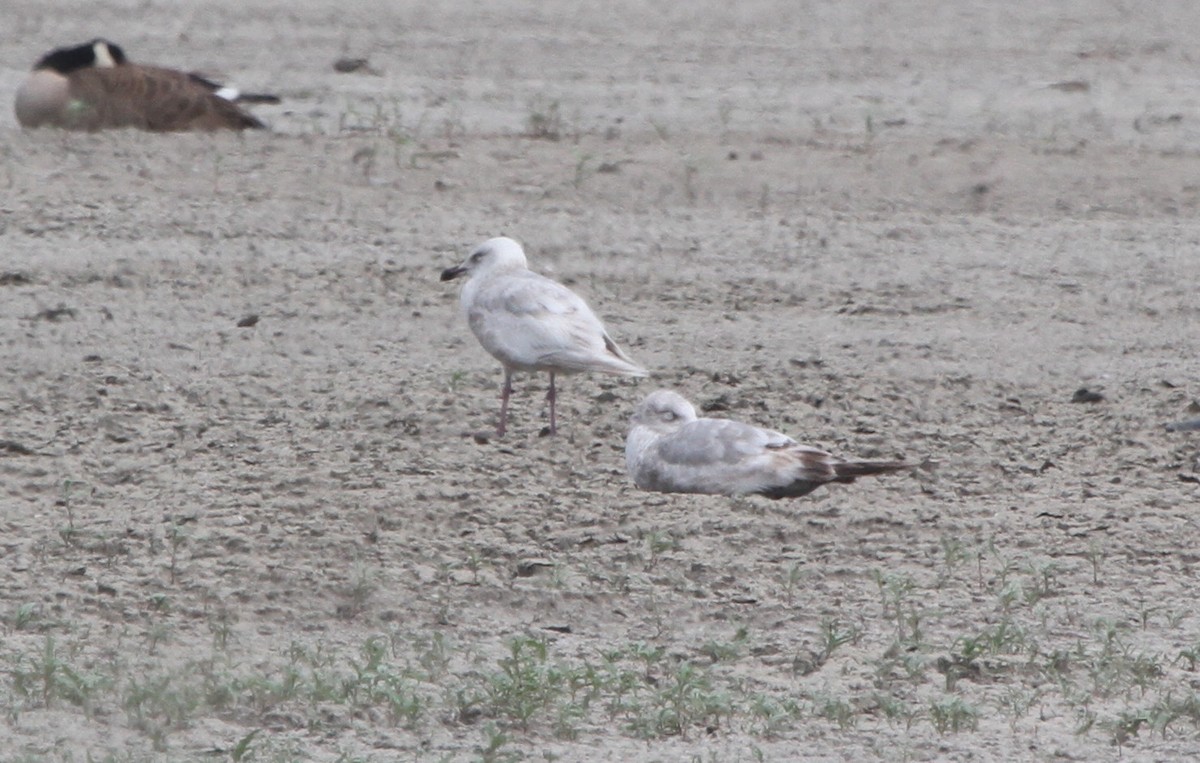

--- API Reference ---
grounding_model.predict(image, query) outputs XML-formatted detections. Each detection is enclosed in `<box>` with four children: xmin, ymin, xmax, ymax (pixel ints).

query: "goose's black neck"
<box><xmin>35</xmin><ymin>39</ymin><xmax>126</xmax><ymax>73</ymax></box>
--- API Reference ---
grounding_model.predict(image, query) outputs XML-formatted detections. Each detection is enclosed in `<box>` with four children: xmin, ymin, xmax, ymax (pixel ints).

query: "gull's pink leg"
<box><xmin>546</xmin><ymin>372</ymin><xmax>557</xmax><ymax>435</ymax></box>
<box><xmin>497</xmin><ymin>369</ymin><xmax>513</xmax><ymax>437</ymax></box>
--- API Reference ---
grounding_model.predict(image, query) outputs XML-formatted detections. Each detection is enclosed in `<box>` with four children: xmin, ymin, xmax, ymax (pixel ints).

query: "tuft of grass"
<box><xmin>573</xmin><ymin>153</ymin><xmax>595</xmax><ymax>189</ymax></box>
<box><xmin>525</xmin><ymin>99</ymin><xmax>563</xmax><ymax>141</ymax></box>
<box><xmin>9</xmin><ymin>602</ymin><xmax>40</xmax><ymax>632</ymax></box>
<box><xmin>641</xmin><ymin>530</ymin><xmax>679</xmax><ymax>570</ymax></box>
<box><xmin>230</xmin><ymin>729</ymin><xmax>261</xmax><ymax>762</ymax></box>
<box><xmin>5</xmin><ymin>548</ymin><xmax>1200</xmax><ymax>761</ymax></box>
<box><xmin>338</xmin><ymin>565</ymin><xmax>380</xmax><ymax>620</ymax></box>
<box><xmin>9</xmin><ymin>636</ymin><xmax>110</xmax><ymax>716</ymax></box>
<box><xmin>781</xmin><ymin>561</ymin><xmax>806</xmax><ymax>606</ymax></box>
<box><xmin>818</xmin><ymin>618</ymin><xmax>862</xmax><ymax>664</ymax></box>
<box><xmin>811</xmin><ymin>693</ymin><xmax>857</xmax><ymax>729</ymax></box>
<box><xmin>699</xmin><ymin>626</ymin><xmax>749</xmax><ymax>663</ymax></box>
<box><xmin>929</xmin><ymin>696</ymin><xmax>980</xmax><ymax>734</ymax></box>
<box><xmin>166</xmin><ymin>522</ymin><xmax>189</xmax><ymax>584</ymax></box>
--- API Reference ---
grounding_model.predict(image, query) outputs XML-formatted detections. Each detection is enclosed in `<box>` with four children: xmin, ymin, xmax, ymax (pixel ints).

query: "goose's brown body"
<box><xmin>15</xmin><ymin>40</ymin><xmax>276</xmax><ymax>132</ymax></box>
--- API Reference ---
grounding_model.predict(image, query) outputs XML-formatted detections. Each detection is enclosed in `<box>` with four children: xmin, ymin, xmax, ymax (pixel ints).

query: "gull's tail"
<box><xmin>604</xmin><ymin>358</ymin><xmax>649</xmax><ymax>377</ymax></box>
<box><xmin>831</xmin><ymin>460</ymin><xmax>913</xmax><ymax>483</ymax></box>
<box><xmin>600</xmin><ymin>334</ymin><xmax>649</xmax><ymax>377</ymax></box>
<box><xmin>226</xmin><ymin>90</ymin><xmax>282</xmax><ymax>105</ymax></box>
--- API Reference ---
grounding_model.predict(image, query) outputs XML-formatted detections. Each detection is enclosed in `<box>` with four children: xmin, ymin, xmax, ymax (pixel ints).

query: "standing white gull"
<box><xmin>626</xmin><ymin>390</ymin><xmax>910</xmax><ymax>498</ymax></box>
<box><xmin>441</xmin><ymin>237</ymin><xmax>647</xmax><ymax>436</ymax></box>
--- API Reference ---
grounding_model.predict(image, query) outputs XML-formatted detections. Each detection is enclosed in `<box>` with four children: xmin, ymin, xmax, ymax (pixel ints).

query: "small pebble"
<box><xmin>1070</xmin><ymin>388</ymin><xmax>1104</xmax><ymax>403</ymax></box>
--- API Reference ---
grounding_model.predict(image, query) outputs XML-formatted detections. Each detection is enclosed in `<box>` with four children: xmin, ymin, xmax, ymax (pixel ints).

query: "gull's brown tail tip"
<box><xmin>832</xmin><ymin>460</ymin><xmax>914</xmax><ymax>483</ymax></box>
<box><xmin>236</xmin><ymin>92</ymin><xmax>282</xmax><ymax>105</ymax></box>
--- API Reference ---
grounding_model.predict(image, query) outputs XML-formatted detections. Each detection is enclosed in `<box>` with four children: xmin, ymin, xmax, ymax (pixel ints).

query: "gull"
<box><xmin>15</xmin><ymin>39</ymin><xmax>279</xmax><ymax>131</ymax></box>
<box><xmin>441</xmin><ymin>237</ymin><xmax>647</xmax><ymax>436</ymax></box>
<box><xmin>626</xmin><ymin>389</ymin><xmax>910</xmax><ymax>498</ymax></box>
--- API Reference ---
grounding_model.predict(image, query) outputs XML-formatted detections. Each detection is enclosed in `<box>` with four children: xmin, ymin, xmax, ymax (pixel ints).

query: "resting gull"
<box><xmin>626</xmin><ymin>389</ymin><xmax>910</xmax><ymax>498</ymax></box>
<box><xmin>441</xmin><ymin>237</ymin><xmax>647</xmax><ymax>436</ymax></box>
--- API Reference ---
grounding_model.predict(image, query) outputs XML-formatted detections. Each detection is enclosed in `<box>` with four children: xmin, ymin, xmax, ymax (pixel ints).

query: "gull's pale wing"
<box><xmin>654</xmin><ymin>418</ymin><xmax>787</xmax><ymax>465</ymax></box>
<box><xmin>468</xmin><ymin>271</ymin><xmax>642</xmax><ymax>375</ymax></box>
<box><xmin>640</xmin><ymin>418</ymin><xmax>841</xmax><ymax>497</ymax></box>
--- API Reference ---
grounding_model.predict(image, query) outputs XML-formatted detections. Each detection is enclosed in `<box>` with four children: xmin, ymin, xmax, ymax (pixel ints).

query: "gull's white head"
<box><xmin>440</xmin><ymin>236</ymin><xmax>528</xmax><ymax>283</ymax></box>
<box><xmin>631</xmin><ymin>389</ymin><xmax>698</xmax><ymax>434</ymax></box>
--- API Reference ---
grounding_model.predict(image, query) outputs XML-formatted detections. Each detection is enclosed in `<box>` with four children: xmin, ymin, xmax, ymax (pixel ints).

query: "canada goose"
<box><xmin>14</xmin><ymin>39</ymin><xmax>279</xmax><ymax>132</ymax></box>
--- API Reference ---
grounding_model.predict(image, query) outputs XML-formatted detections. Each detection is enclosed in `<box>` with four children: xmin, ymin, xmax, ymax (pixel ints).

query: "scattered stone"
<box><xmin>30</xmin><ymin>305</ymin><xmax>76</xmax><ymax>322</ymax></box>
<box><xmin>0</xmin><ymin>440</ymin><xmax>37</xmax><ymax>456</ymax></box>
<box><xmin>237</xmin><ymin>314</ymin><xmax>260</xmax><ymax>328</ymax></box>
<box><xmin>333</xmin><ymin>57</ymin><xmax>378</xmax><ymax>74</ymax></box>
<box><xmin>1134</xmin><ymin>114</ymin><xmax>1184</xmax><ymax>132</ymax></box>
<box><xmin>1048</xmin><ymin>80</ymin><xmax>1090</xmax><ymax>93</ymax></box>
<box><xmin>515</xmin><ymin>559</ymin><xmax>554</xmax><ymax>577</ymax></box>
<box><xmin>1166</xmin><ymin>418</ymin><xmax>1200</xmax><ymax>433</ymax></box>
<box><xmin>789</xmin><ymin>357</ymin><xmax>824</xmax><ymax>368</ymax></box>
<box><xmin>1071</xmin><ymin>388</ymin><xmax>1104</xmax><ymax>403</ymax></box>
<box><xmin>0</xmin><ymin>271</ymin><xmax>32</xmax><ymax>285</ymax></box>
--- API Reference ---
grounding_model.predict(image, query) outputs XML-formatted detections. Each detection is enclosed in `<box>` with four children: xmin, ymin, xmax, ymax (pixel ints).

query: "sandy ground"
<box><xmin>2</xmin><ymin>1</ymin><xmax>1200</xmax><ymax>761</ymax></box>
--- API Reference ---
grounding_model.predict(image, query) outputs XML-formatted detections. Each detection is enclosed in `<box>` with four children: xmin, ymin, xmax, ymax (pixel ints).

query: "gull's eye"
<box><xmin>661</xmin><ymin>410</ymin><xmax>676</xmax><ymax>422</ymax></box>
<box><xmin>469</xmin><ymin>251</ymin><xmax>483</xmax><ymax>263</ymax></box>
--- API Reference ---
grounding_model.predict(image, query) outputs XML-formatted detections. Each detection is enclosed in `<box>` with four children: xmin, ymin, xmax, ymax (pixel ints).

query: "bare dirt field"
<box><xmin>2</xmin><ymin>2</ymin><xmax>1200</xmax><ymax>761</ymax></box>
